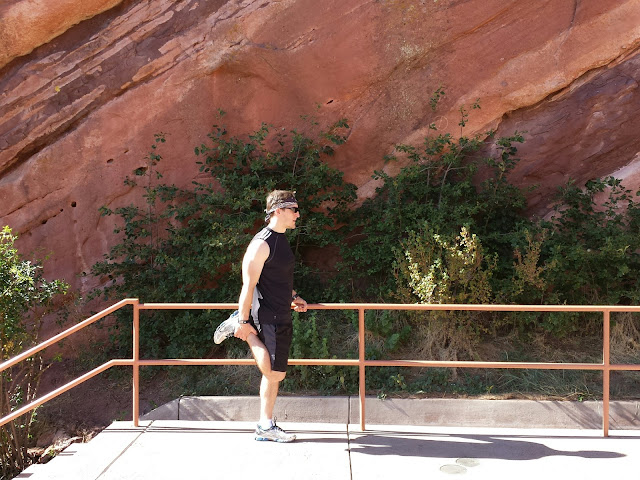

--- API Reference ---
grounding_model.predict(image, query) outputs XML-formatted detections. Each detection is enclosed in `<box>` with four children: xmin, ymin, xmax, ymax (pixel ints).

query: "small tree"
<box><xmin>0</xmin><ymin>226</ymin><xmax>68</xmax><ymax>479</ymax></box>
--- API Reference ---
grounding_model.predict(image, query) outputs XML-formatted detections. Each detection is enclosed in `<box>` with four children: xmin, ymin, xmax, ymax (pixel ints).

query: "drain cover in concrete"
<box><xmin>440</xmin><ymin>464</ymin><xmax>467</xmax><ymax>474</ymax></box>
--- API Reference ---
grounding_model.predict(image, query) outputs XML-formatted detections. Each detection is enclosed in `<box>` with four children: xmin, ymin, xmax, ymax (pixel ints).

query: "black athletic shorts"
<box><xmin>249</xmin><ymin>319</ymin><xmax>293</xmax><ymax>373</ymax></box>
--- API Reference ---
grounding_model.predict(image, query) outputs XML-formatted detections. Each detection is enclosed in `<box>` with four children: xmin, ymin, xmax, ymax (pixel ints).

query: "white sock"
<box><xmin>259</xmin><ymin>419</ymin><xmax>273</xmax><ymax>430</ymax></box>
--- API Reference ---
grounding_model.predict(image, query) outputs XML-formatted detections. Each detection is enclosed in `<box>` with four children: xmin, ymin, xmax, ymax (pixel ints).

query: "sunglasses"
<box><xmin>284</xmin><ymin>207</ymin><xmax>300</xmax><ymax>213</ymax></box>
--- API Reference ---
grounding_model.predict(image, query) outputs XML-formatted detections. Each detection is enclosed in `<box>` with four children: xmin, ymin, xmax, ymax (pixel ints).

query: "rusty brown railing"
<box><xmin>2</xmin><ymin>299</ymin><xmax>640</xmax><ymax>436</ymax></box>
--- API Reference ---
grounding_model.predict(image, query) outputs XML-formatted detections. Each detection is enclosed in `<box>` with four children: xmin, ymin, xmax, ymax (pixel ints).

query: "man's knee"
<box><xmin>265</xmin><ymin>370</ymin><xmax>286</xmax><ymax>382</ymax></box>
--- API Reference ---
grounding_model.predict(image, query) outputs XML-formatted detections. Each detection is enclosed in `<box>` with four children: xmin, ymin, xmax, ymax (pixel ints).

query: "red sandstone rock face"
<box><xmin>1</xmin><ymin>0</ymin><xmax>640</xmax><ymax>304</ymax></box>
<box><xmin>0</xmin><ymin>0</ymin><xmax>124</xmax><ymax>69</ymax></box>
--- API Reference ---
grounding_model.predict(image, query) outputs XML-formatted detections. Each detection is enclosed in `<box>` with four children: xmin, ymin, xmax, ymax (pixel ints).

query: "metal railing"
<box><xmin>2</xmin><ymin>299</ymin><xmax>640</xmax><ymax>436</ymax></box>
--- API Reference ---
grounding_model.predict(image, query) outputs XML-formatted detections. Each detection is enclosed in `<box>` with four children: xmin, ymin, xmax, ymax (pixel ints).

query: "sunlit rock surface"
<box><xmin>1</xmin><ymin>0</ymin><xmax>640</xmax><ymax>298</ymax></box>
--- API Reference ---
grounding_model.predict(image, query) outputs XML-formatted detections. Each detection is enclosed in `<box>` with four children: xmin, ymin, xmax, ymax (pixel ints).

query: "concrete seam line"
<box><xmin>94</xmin><ymin>421</ymin><xmax>152</xmax><ymax>479</ymax></box>
<box><xmin>347</xmin><ymin>396</ymin><xmax>353</xmax><ymax>480</ymax></box>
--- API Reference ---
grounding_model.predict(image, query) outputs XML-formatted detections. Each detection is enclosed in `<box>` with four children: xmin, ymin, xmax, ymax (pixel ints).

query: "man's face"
<box><xmin>279</xmin><ymin>204</ymin><xmax>300</xmax><ymax>229</ymax></box>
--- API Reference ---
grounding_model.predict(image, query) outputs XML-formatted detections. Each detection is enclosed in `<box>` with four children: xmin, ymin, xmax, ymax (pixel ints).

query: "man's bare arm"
<box><xmin>235</xmin><ymin>239</ymin><xmax>269</xmax><ymax>340</ymax></box>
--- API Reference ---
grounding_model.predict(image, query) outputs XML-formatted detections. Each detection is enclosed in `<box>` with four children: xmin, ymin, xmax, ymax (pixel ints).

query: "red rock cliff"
<box><xmin>1</xmin><ymin>0</ymin><xmax>640</xmax><ymax>299</ymax></box>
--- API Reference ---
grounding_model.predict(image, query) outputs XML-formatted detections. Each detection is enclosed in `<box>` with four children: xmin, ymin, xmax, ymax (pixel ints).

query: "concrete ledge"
<box><xmin>142</xmin><ymin>396</ymin><xmax>350</xmax><ymax>423</ymax></box>
<box><xmin>141</xmin><ymin>398</ymin><xmax>180</xmax><ymax>420</ymax></box>
<box><xmin>142</xmin><ymin>396</ymin><xmax>640</xmax><ymax>429</ymax></box>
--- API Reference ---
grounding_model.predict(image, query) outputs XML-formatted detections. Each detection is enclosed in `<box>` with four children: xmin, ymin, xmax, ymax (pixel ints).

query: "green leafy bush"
<box><xmin>543</xmin><ymin>177</ymin><xmax>640</xmax><ymax>305</ymax></box>
<box><xmin>334</xmin><ymin>112</ymin><xmax>527</xmax><ymax>301</ymax></box>
<box><xmin>91</xmin><ymin>114</ymin><xmax>357</xmax><ymax>361</ymax></box>
<box><xmin>1</xmin><ymin>226</ymin><xmax>68</xmax><ymax>479</ymax></box>
<box><xmin>284</xmin><ymin>311</ymin><xmax>358</xmax><ymax>393</ymax></box>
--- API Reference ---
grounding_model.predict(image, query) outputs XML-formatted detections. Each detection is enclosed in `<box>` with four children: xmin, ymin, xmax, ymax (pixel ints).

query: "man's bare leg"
<box><xmin>259</xmin><ymin>374</ymin><xmax>283</xmax><ymax>423</ymax></box>
<box><xmin>247</xmin><ymin>333</ymin><xmax>286</xmax><ymax>423</ymax></box>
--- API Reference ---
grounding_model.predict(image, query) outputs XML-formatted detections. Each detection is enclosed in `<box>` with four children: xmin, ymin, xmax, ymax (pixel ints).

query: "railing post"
<box><xmin>358</xmin><ymin>307</ymin><xmax>366</xmax><ymax>431</ymax></box>
<box><xmin>602</xmin><ymin>310</ymin><xmax>610</xmax><ymax>437</ymax></box>
<box><xmin>133</xmin><ymin>301</ymin><xmax>140</xmax><ymax>427</ymax></box>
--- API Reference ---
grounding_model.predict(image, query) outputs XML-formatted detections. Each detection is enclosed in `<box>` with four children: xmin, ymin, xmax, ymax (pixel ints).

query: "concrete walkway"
<box><xmin>17</xmin><ymin>420</ymin><xmax>640</xmax><ymax>480</ymax></box>
<box><xmin>17</xmin><ymin>397</ymin><xmax>640</xmax><ymax>480</ymax></box>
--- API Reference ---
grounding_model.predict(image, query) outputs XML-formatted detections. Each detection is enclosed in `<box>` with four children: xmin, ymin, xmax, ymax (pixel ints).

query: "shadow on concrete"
<box><xmin>100</xmin><ymin>423</ymin><xmax>627</xmax><ymax>463</ymax></box>
<box><xmin>346</xmin><ymin>431</ymin><xmax>626</xmax><ymax>461</ymax></box>
<box><xmin>540</xmin><ymin>400</ymin><xmax>602</xmax><ymax>428</ymax></box>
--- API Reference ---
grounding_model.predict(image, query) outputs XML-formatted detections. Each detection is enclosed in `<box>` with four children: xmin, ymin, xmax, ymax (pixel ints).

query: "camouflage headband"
<box><xmin>264</xmin><ymin>194</ymin><xmax>298</xmax><ymax>222</ymax></box>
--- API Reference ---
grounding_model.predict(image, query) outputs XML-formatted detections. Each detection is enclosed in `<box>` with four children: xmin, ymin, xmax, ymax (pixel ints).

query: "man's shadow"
<box><xmin>342</xmin><ymin>430</ymin><xmax>626</xmax><ymax>461</ymax></box>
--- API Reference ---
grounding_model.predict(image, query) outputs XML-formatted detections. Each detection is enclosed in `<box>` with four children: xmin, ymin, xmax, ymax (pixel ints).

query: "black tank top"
<box><xmin>254</xmin><ymin>227</ymin><xmax>295</xmax><ymax>323</ymax></box>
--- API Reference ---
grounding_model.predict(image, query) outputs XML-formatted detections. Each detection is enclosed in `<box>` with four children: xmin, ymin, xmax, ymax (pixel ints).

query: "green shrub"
<box><xmin>0</xmin><ymin>226</ymin><xmax>68</xmax><ymax>479</ymax></box>
<box><xmin>91</xmin><ymin>114</ymin><xmax>357</xmax><ymax>360</ymax></box>
<box><xmin>284</xmin><ymin>311</ymin><xmax>358</xmax><ymax>393</ymax></box>
<box><xmin>334</xmin><ymin>107</ymin><xmax>527</xmax><ymax>300</ymax></box>
<box><xmin>543</xmin><ymin>177</ymin><xmax>640</xmax><ymax>305</ymax></box>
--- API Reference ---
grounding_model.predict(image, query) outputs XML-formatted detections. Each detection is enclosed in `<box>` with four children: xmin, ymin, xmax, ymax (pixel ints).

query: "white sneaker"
<box><xmin>213</xmin><ymin>310</ymin><xmax>239</xmax><ymax>344</ymax></box>
<box><xmin>254</xmin><ymin>420</ymin><xmax>296</xmax><ymax>443</ymax></box>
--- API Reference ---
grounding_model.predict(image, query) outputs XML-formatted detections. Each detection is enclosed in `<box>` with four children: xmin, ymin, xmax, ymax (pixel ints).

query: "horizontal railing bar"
<box><xmin>0</xmin><ymin>359</ymin><xmax>132</xmax><ymax>428</ymax></box>
<box><xmin>290</xmin><ymin>359</ymin><xmax>358</xmax><ymax>366</ymax></box>
<box><xmin>138</xmin><ymin>302</ymin><xmax>640</xmax><ymax>313</ymax></box>
<box><xmin>609</xmin><ymin>364</ymin><xmax>640</xmax><ymax>371</ymax></box>
<box><xmin>0</xmin><ymin>298</ymin><xmax>137</xmax><ymax>374</ymax></box>
<box><xmin>138</xmin><ymin>359</ymin><xmax>257</xmax><ymax>366</ymax></box>
<box><xmin>363</xmin><ymin>360</ymin><xmax>605</xmax><ymax>370</ymax></box>
<box><xmin>137</xmin><ymin>359</ymin><xmax>359</xmax><ymax>366</ymax></box>
<box><xmin>309</xmin><ymin>304</ymin><xmax>628</xmax><ymax>312</ymax></box>
<box><xmin>139</xmin><ymin>303</ymin><xmax>238</xmax><ymax>310</ymax></box>
<box><xmin>136</xmin><ymin>358</ymin><xmax>619</xmax><ymax>370</ymax></box>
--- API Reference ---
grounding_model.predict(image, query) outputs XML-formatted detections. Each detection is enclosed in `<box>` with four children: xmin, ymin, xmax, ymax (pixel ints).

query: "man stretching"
<box><xmin>215</xmin><ymin>190</ymin><xmax>307</xmax><ymax>442</ymax></box>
